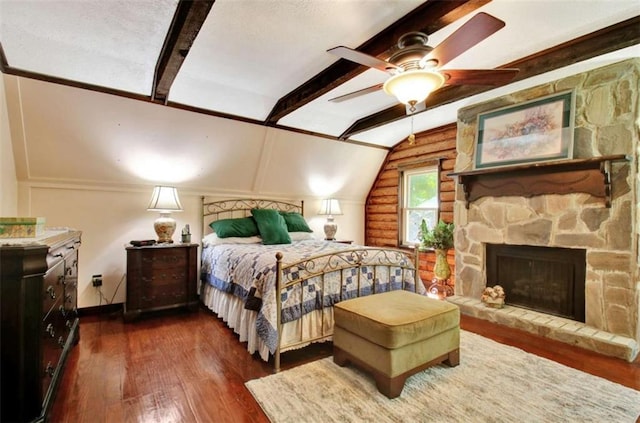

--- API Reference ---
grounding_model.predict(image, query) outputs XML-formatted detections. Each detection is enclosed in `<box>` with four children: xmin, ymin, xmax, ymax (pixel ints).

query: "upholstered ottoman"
<box><xmin>333</xmin><ymin>290</ymin><xmax>460</xmax><ymax>398</ymax></box>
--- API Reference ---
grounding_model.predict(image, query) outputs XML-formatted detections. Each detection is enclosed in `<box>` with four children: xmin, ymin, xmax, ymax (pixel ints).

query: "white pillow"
<box><xmin>289</xmin><ymin>232</ymin><xmax>316</xmax><ymax>241</ymax></box>
<box><xmin>202</xmin><ymin>232</ymin><xmax>262</xmax><ymax>246</ymax></box>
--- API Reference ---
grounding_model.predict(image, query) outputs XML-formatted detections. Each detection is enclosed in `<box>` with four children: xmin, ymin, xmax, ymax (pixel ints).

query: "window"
<box><xmin>400</xmin><ymin>165</ymin><xmax>439</xmax><ymax>246</ymax></box>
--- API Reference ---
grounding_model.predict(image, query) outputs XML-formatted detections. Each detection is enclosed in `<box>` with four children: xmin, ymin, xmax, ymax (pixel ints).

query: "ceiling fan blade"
<box><xmin>424</xmin><ymin>12</ymin><xmax>506</xmax><ymax>68</ymax></box>
<box><xmin>329</xmin><ymin>83</ymin><xmax>384</xmax><ymax>102</ymax></box>
<box><xmin>328</xmin><ymin>46</ymin><xmax>399</xmax><ymax>73</ymax></box>
<box><xmin>441</xmin><ymin>68</ymin><xmax>519</xmax><ymax>86</ymax></box>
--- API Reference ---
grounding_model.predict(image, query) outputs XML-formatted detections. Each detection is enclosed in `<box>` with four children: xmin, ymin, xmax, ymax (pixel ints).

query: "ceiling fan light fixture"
<box><xmin>383</xmin><ymin>70</ymin><xmax>445</xmax><ymax>105</ymax></box>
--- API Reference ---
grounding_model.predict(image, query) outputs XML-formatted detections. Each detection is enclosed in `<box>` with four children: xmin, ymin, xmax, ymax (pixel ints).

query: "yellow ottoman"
<box><xmin>333</xmin><ymin>290</ymin><xmax>460</xmax><ymax>398</ymax></box>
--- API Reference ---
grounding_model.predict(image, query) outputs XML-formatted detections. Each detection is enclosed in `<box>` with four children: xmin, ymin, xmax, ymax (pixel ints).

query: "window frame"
<box><xmin>398</xmin><ymin>161</ymin><xmax>441</xmax><ymax>247</ymax></box>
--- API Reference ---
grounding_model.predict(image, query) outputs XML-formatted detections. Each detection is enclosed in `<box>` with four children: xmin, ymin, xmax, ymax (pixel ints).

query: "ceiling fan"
<box><xmin>327</xmin><ymin>12</ymin><xmax>519</xmax><ymax>109</ymax></box>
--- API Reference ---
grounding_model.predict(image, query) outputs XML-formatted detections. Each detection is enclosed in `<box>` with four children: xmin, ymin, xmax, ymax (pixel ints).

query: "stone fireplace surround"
<box><xmin>447</xmin><ymin>59</ymin><xmax>639</xmax><ymax>362</ymax></box>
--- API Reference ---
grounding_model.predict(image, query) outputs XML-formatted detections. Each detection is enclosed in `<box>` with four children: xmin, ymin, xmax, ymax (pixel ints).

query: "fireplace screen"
<box><xmin>486</xmin><ymin>244</ymin><xmax>585</xmax><ymax>322</ymax></box>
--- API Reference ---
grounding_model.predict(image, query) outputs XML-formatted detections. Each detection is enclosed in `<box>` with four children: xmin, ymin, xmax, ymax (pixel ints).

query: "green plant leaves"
<box><xmin>419</xmin><ymin>219</ymin><xmax>454</xmax><ymax>250</ymax></box>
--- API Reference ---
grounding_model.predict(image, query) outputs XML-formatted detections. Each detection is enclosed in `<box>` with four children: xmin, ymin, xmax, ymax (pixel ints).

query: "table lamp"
<box><xmin>318</xmin><ymin>198</ymin><xmax>343</xmax><ymax>240</ymax></box>
<box><xmin>147</xmin><ymin>186</ymin><xmax>183</xmax><ymax>243</ymax></box>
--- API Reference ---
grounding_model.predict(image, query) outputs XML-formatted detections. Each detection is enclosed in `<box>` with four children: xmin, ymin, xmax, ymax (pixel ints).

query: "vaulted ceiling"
<box><xmin>1</xmin><ymin>0</ymin><xmax>638</xmax><ymax>148</ymax></box>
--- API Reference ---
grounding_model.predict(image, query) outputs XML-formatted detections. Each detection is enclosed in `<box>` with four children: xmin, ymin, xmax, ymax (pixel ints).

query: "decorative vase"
<box><xmin>433</xmin><ymin>248</ymin><xmax>451</xmax><ymax>281</ymax></box>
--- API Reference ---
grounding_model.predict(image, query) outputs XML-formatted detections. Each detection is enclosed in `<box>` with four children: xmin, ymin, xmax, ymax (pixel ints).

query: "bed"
<box><xmin>200</xmin><ymin>197</ymin><xmax>424</xmax><ymax>372</ymax></box>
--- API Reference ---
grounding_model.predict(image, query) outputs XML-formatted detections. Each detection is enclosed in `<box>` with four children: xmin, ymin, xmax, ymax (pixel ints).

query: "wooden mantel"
<box><xmin>448</xmin><ymin>155</ymin><xmax>629</xmax><ymax>208</ymax></box>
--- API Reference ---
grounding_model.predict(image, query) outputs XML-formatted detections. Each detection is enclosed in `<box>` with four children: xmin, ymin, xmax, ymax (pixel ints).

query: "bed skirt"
<box><xmin>201</xmin><ymin>283</ymin><xmax>333</xmax><ymax>362</ymax></box>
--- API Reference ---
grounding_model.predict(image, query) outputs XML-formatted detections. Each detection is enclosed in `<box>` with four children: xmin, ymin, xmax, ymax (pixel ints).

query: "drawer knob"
<box><xmin>46</xmin><ymin>285</ymin><xmax>56</xmax><ymax>299</ymax></box>
<box><xmin>58</xmin><ymin>336</ymin><xmax>65</xmax><ymax>348</ymax></box>
<box><xmin>59</xmin><ymin>305</ymin><xmax>67</xmax><ymax>317</ymax></box>
<box><xmin>45</xmin><ymin>362</ymin><xmax>55</xmax><ymax>377</ymax></box>
<box><xmin>66</xmin><ymin>319</ymin><xmax>73</xmax><ymax>329</ymax></box>
<box><xmin>46</xmin><ymin>323</ymin><xmax>55</xmax><ymax>338</ymax></box>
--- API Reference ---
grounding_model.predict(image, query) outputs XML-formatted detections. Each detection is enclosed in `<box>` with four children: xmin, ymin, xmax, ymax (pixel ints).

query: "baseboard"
<box><xmin>78</xmin><ymin>303</ymin><xmax>123</xmax><ymax>317</ymax></box>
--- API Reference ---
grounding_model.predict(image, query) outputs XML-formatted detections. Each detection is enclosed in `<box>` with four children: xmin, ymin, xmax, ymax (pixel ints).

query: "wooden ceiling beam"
<box><xmin>265</xmin><ymin>0</ymin><xmax>491</xmax><ymax>124</ymax></box>
<box><xmin>340</xmin><ymin>15</ymin><xmax>640</xmax><ymax>140</ymax></box>
<box><xmin>152</xmin><ymin>0</ymin><xmax>215</xmax><ymax>104</ymax></box>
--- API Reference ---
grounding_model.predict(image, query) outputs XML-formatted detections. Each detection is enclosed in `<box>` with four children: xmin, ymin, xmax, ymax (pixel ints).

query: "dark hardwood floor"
<box><xmin>49</xmin><ymin>307</ymin><xmax>640</xmax><ymax>423</ymax></box>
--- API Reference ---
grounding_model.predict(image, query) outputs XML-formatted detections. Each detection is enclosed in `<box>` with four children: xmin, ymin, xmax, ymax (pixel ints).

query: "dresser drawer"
<box><xmin>41</xmin><ymin>298</ymin><xmax>65</xmax><ymax>398</ymax></box>
<box><xmin>41</xmin><ymin>340</ymin><xmax>62</xmax><ymax>403</ymax></box>
<box><xmin>63</xmin><ymin>278</ymin><xmax>78</xmax><ymax>315</ymax></box>
<box><xmin>42</xmin><ymin>260</ymin><xmax>65</xmax><ymax>317</ymax></box>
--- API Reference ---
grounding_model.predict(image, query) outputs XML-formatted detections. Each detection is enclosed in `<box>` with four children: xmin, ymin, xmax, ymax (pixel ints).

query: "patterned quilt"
<box><xmin>201</xmin><ymin>240</ymin><xmax>419</xmax><ymax>353</ymax></box>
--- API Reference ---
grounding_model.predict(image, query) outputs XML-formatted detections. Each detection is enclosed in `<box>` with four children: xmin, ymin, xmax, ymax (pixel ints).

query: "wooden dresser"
<box><xmin>124</xmin><ymin>243</ymin><xmax>199</xmax><ymax>321</ymax></box>
<box><xmin>0</xmin><ymin>230</ymin><xmax>81</xmax><ymax>423</ymax></box>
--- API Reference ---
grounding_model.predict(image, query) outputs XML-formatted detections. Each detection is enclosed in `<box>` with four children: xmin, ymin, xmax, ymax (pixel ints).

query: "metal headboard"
<box><xmin>201</xmin><ymin>197</ymin><xmax>304</xmax><ymax>236</ymax></box>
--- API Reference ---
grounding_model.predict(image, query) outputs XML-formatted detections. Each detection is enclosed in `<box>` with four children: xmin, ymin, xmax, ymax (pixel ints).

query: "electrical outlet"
<box><xmin>92</xmin><ymin>274</ymin><xmax>103</xmax><ymax>287</ymax></box>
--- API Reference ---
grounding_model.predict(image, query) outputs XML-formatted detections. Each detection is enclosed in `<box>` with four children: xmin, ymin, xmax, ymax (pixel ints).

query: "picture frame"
<box><xmin>474</xmin><ymin>90</ymin><xmax>575</xmax><ymax>169</ymax></box>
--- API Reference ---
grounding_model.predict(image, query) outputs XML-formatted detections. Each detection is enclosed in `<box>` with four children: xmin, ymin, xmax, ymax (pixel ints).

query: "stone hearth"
<box><xmin>450</xmin><ymin>59</ymin><xmax>640</xmax><ymax>362</ymax></box>
<box><xmin>448</xmin><ymin>296</ymin><xmax>637</xmax><ymax>361</ymax></box>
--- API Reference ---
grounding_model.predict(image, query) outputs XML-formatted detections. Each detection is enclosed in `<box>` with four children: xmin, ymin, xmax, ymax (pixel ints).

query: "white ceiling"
<box><xmin>1</xmin><ymin>0</ymin><xmax>638</xmax><ymax>148</ymax></box>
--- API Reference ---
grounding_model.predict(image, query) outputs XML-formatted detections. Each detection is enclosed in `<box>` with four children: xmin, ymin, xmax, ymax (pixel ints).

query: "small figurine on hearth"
<box><xmin>481</xmin><ymin>284</ymin><xmax>505</xmax><ymax>308</ymax></box>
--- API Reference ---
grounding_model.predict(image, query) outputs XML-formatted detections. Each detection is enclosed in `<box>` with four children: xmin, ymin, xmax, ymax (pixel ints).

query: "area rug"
<box><xmin>246</xmin><ymin>331</ymin><xmax>640</xmax><ymax>422</ymax></box>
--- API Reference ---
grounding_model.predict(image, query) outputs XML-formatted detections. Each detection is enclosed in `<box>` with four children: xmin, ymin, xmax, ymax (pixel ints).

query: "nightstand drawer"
<box><xmin>128</xmin><ymin>251</ymin><xmax>188</xmax><ymax>276</ymax></box>
<box><xmin>139</xmin><ymin>249</ymin><xmax>187</xmax><ymax>268</ymax></box>
<box><xmin>139</xmin><ymin>284</ymin><xmax>187</xmax><ymax>308</ymax></box>
<box><xmin>141</xmin><ymin>269</ymin><xmax>187</xmax><ymax>286</ymax></box>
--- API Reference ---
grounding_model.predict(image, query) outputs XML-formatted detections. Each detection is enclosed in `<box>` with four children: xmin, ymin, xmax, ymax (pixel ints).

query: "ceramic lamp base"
<box><xmin>324</xmin><ymin>217</ymin><xmax>338</xmax><ymax>241</ymax></box>
<box><xmin>154</xmin><ymin>212</ymin><xmax>176</xmax><ymax>243</ymax></box>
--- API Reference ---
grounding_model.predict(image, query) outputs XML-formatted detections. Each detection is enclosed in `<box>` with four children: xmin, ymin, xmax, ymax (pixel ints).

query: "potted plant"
<box><xmin>419</xmin><ymin>219</ymin><xmax>454</xmax><ymax>281</ymax></box>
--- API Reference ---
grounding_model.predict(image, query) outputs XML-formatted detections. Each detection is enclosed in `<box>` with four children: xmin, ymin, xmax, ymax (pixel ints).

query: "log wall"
<box><xmin>365</xmin><ymin>123</ymin><xmax>457</xmax><ymax>286</ymax></box>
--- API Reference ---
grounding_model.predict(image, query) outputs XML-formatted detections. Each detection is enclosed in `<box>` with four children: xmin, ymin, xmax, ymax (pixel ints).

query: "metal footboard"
<box><xmin>273</xmin><ymin>247</ymin><xmax>420</xmax><ymax>372</ymax></box>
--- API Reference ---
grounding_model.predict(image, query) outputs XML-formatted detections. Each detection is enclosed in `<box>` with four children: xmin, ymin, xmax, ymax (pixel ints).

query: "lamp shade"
<box><xmin>147</xmin><ymin>186</ymin><xmax>183</xmax><ymax>212</ymax></box>
<box><xmin>383</xmin><ymin>70</ymin><xmax>445</xmax><ymax>105</ymax></box>
<box><xmin>318</xmin><ymin>198</ymin><xmax>342</xmax><ymax>216</ymax></box>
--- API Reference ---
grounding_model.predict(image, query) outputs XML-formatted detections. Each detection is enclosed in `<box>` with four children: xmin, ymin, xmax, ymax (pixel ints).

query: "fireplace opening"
<box><xmin>486</xmin><ymin>244</ymin><xmax>586</xmax><ymax>322</ymax></box>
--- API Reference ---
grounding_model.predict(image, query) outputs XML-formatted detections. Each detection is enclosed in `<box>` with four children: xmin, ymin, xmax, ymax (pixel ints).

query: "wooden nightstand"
<box><xmin>124</xmin><ymin>243</ymin><xmax>199</xmax><ymax>322</ymax></box>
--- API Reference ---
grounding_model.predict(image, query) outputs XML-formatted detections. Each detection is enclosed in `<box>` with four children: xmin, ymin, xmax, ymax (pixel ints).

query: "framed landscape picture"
<box><xmin>474</xmin><ymin>91</ymin><xmax>575</xmax><ymax>169</ymax></box>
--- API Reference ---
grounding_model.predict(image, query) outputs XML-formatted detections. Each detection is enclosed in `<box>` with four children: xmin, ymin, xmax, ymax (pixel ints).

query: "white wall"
<box><xmin>5</xmin><ymin>76</ymin><xmax>385</xmax><ymax>308</ymax></box>
<box><xmin>0</xmin><ymin>75</ymin><xmax>17</xmax><ymax>214</ymax></box>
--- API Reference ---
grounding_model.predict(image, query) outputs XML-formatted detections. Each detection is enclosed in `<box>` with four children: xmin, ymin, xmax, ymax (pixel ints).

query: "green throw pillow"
<box><xmin>280</xmin><ymin>211</ymin><xmax>313</xmax><ymax>233</ymax></box>
<box><xmin>251</xmin><ymin>209</ymin><xmax>291</xmax><ymax>245</ymax></box>
<box><xmin>210</xmin><ymin>217</ymin><xmax>259</xmax><ymax>238</ymax></box>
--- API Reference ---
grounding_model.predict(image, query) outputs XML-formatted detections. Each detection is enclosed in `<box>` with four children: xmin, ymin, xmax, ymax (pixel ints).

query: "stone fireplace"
<box><xmin>448</xmin><ymin>58</ymin><xmax>639</xmax><ymax>362</ymax></box>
